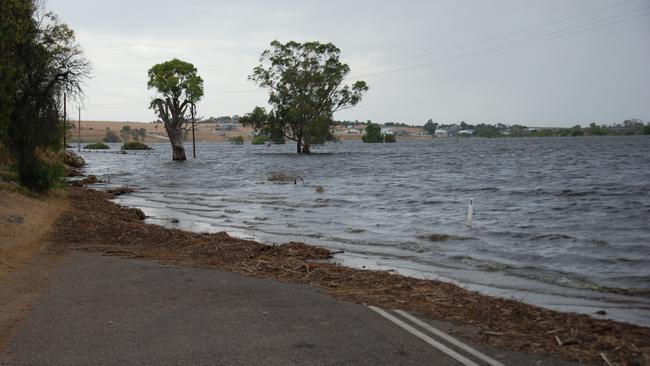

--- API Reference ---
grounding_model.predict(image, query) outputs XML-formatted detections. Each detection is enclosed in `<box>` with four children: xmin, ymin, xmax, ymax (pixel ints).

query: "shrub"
<box><xmin>229</xmin><ymin>135</ymin><xmax>244</xmax><ymax>145</ymax></box>
<box><xmin>362</xmin><ymin>122</ymin><xmax>383</xmax><ymax>143</ymax></box>
<box><xmin>103</xmin><ymin>130</ymin><xmax>120</xmax><ymax>143</ymax></box>
<box><xmin>251</xmin><ymin>135</ymin><xmax>269</xmax><ymax>145</ymax></box>
<box><xmin>122</xmin><ymin>141</ymin><xmax>152</xmax><ymax>150</ymax></box>
<box><xmin>384</xmin><ymin>134</ymin><xmax>396</xmax><ymax>143</ymax></box>
<box><xmin>18</xmin><ymin>149</ymin><xmax>65</xmax><ymax>192</ymax></box>
<box><xmin>84</xmin><ymin>142</ymin><xmax>110</xmax><ymax>149</ymax></box>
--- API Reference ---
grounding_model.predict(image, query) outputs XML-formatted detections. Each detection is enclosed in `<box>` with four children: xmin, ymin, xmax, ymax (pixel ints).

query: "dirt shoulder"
<box><xmin>0</xmin><ymin>191</ymin><xmax>69</xmax><ymax>279</ymax></box>
<box><xmin>0</xmin><ymin>191</ymin><xmax>70</xmax><ymax>349</ymax></box>
<box><xmin>51</xmin><ymin>187</ymin><xmax>649</xmax><ymax>365</ymax></box>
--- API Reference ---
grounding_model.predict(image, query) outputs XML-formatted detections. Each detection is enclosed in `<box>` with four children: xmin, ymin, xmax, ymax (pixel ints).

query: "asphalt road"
<box><xmin>0</xmin><ymin>252</ymin><xmax>585</xmax><ymax>365</ymax></box>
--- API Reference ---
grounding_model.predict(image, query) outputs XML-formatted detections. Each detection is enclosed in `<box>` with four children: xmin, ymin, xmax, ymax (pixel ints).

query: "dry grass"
<box><xmin>69</xmin><ymin>121</ymin><xmax>254</xmax><ymax>143</ymax></box>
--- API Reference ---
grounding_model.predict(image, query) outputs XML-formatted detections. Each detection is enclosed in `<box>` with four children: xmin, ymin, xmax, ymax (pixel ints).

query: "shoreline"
<box><xmin>51</xmin><ymin>187</ymin><xmax>650</xmax><ymax>364</ymax></box>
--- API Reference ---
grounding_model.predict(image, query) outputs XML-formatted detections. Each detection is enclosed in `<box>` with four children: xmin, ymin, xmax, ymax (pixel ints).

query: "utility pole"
<box><xmin>63</xmin><ymin>93</ymin><xmax>67</xmax><ymax>147</ymax></box>
<box><xmin>78</xmin><ymin>106</ymin><xmax>81</xmax><ymax>152</ymax></box>
<box><xmin>191</xmin><ymin>103</ymin><xmax>196</xmax><ymax>158</ymax></box>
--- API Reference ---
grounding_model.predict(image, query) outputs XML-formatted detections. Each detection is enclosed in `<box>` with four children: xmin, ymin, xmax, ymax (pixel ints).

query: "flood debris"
<box><xmin>50</xmin><ymin>187</ymin><xmax>650</xmax><ymax>366</ymax></box>
<box><xmin>71</xmin><ymin>175</ymin><xmax>98</xmax><ymax>187</ymax></box>
<box><xmin>64</xmin><ymin>151</ymin><xmax>85</xmax><ymax>177</ymax></box>
<box><xmin>268</xmin><ymin>172</ymin><xmax>304</xmax><ymax>184</ymax></box>
<box><xmin>105</xmin><ymin>187</ymin><xmax>135</xmax><ymax>197</ymax></box>
<box><xmin>64</xmin><ymin>150</ymin><xmax>85</xmax><ymax>168</ymax></box>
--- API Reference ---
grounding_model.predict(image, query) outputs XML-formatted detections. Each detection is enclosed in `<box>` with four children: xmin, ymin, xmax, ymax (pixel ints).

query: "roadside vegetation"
<box><xmin>0</xmin><ymin>0</ymin><xmax>90</xmax><ymax>192</ymax></box>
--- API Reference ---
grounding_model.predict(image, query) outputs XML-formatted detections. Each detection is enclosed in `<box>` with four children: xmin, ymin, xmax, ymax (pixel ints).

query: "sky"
<box><xmin>47</xmin><ymin>0</ymin><xmax>650</xmax><ymax>127</ymax></box>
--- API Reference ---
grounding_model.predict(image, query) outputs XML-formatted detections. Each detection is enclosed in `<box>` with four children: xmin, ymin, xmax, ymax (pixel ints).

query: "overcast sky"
<box><xmin>48</xmin><ymin>0</ymin><xmax>650</xmax><ymax>127</ymax></box>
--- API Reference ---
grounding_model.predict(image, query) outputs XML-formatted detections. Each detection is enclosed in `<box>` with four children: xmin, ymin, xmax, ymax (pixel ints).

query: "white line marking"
<box><xmin>368</xmin><ymin>306</ymin><xmax>480</xmax><ymax>366</ymax></box>
<box><xmin>394</xmin><ymin>310</ymin><xmax>506</xmax><ymax>366</ymax></box>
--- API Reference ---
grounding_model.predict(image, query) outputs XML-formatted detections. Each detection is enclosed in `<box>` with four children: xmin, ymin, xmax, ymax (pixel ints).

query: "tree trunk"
<box><xmin>302</xmin><ymin>144</ymin><xmax>311</xmax><ymax>154</ymax></box>
<box><xmin>168</xmin><ymin>128</ymin><xmax>186</xmax><ymax>161</ymax></box>
<box><xmin>296</xmin><ymin>134</ymin><xmax>302</xmax><ymax>153</ymax></box>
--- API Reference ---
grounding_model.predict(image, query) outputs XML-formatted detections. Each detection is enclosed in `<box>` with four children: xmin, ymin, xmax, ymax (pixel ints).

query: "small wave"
<box><xmin>450</xmin><ymin>256</ymin><xmax>511</xmax><ymax>271</ymax></box>
<box><xmin>345</xmin><ymin>228</ymin><xmax>366</xmax><ymax>234</ymax></box>
<box><xmin>416</xmin><ymin>233</ymin><xmax>477</xmax><ymax>242</ymax></box>
<box><xmin>399</xmin><ymin>243</ymin><xmax>430</xmax><ymax>253</ymax></box>
<box><xmin>530</xmin><ymin>233</ymin><xmax>576</xmax><ymax>241</ymax></box>
<box><xmin>559</xmin><ymin>189</ymin><xmax>596</xmax><ymax>197</ymax></box>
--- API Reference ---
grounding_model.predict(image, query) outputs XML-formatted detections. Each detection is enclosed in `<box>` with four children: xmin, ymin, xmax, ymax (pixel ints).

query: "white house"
<box><xmin>381</xmin><ymin>128</ymin><xmax>394</xmax><ymax>135</ymax></box>
<box><xmin>435</xmin><ymin>129</ymin><xmax>448</xmax><ymax>138</ymax></box>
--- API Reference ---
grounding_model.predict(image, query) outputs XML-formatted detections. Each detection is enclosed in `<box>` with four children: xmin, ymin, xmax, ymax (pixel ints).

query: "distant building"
<box><xmin>458</xmin><ymin>129</ymin><xmax>474</xmax><ymax>136</ymax></box>
<box><xmin>381</xmin><ymin>128</ymin><xmax>394</xmax><ymax>135</ymax></box>
<box><xmin>435</xmin><ymin>129</ymin><xmax>448</xmax><ymax>138</ymax></box>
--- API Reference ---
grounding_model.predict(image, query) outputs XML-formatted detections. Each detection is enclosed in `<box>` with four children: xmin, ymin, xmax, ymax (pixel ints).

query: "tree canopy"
<box><xmin>241</xmin><ymin>40</ymin><xmax>368</xmax><ymax>153</ymax></box>
<box><xmin>362</xmin><ymin>122</ymin><xmax>383</xmax><ymax>143</ymax></box>
<box><xmin>423</xmin><ymin>119</ymin><xmax>438</xmax><ymax>135</ymax></box>
<box><xmin>1</xmin><ymin>0</ymin><xmax>90</xmax><ymax>191</ymax></box>
<box><xmin>147</xmin><ymin>58</ymin><xmax>203</xmax><ymax>160</ymax></box>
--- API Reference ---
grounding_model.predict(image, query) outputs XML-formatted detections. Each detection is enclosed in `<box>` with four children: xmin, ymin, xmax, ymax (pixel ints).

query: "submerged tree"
<box><xmin>362</xmin><ymin>122</ymin><xmax>383</xmax><ymax>143</ymax></box>
<box><xmin>242</xmin><ymin>41</ymin><xmax>368</xmax><ymax>153</ymax></box>
<box><xmin>1</xmin><ymin>0</ymin><xmax>90</xmax><ymax>191</ymax></box>
<box><xmin>423</xmin><ymin>119</ymin><xmax>438</xmax><ymax>136</ymax></box>
<box><xmin>147</xmin><ymin>59</ymin><xmax>203</xmax><ymax>160</ymax></box>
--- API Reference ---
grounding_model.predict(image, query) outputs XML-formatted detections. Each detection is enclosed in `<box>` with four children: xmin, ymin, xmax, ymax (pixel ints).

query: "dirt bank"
<box><xmin>50</xmin><ymin>187</ymin><xmax>649</xmax><ymax>365</ymax></box>
<box><xmin>0</xmin><ymin>191</ymin><xmax>70</xmax><ymax>349</ymax></box>
<box><xmin>0</xmin><ymin>191</ymin><xmax>68</xmax><ymax>279</ymax></box>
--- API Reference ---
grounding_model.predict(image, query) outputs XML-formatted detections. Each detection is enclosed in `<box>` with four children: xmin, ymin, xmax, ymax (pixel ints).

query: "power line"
<box><xmin>355</xmin><ymin>0</ymin><xmax>642</xmax><ymax>72</ymax></box>
<box><xmin>351</xmin><ymin>6</ymin><xmax>650</xmax><ymax>79</ymax></box>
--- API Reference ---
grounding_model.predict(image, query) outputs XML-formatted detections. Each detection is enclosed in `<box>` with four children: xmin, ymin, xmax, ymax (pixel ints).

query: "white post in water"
<box><xmin>465</xmin><ymin>199</ymin><xmax>474</xmax><ymax>227</ymax></box>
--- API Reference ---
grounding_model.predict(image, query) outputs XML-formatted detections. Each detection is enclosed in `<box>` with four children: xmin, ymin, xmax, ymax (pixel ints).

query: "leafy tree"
<box><xmin>473</xmin><ymin>123</ymin><xmax>500</xmax><ymax>137</ymax></box>
<box><xmin>643</xmin><ymin>124</ymin><xmax>650</xmax><ymax>135</ymax></box>
<box><xmin>571</xmin><ymin>128</ymin><xmax>584</xmax><ymax>136</ymax></box>
<box><xmin>103</xmin><ymin>129</ymin><xmax>120</xmax><ymax>142</ymax></box>
<box><xmin>362</xmin><ymin>122</ymin><xmax>383</xmax><ymax>143</ymax></box>
<box><xmin>423</xmin><ymin>119</ymin><xmax>438</xmax><ymax>135</ymax></box>
<box><xmin>588</xmin><ymin>122</ymin><xmax>607</xmax><ymax>136</ymax></box>
<box><xmin>1</xmin><ymin>0</ymin><xmax>90</xmax><ymax>191</ymax></box>
<box><xmin>251</xmin><ymin>134</ymin><xmax>269</xmax><ymax>145</ymax></box>
<box><xmin>147</xmin><ymin>59</ymin><xmax>204</xmax><ymax>160</ymax></box>
<box><xmin>137</xmin><ymin>128</ymin><xmax>146</xmax><ymax>141</ymax></box>
<box><xmin>242</xmin><ymin>40</ymin><xmax>368</xmax><ymax>153</ymax></box>
<box><xmin>120</xmin><ymin>125</ymin><xmax>132</xmax><ymax>141</ymax></box>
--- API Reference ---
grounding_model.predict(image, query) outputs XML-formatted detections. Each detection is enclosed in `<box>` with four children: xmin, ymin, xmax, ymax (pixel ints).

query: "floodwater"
<box><xmin>79</xmin><ymin>136</ymin><xmax>650</xmax><ymax>326</ymax></box>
